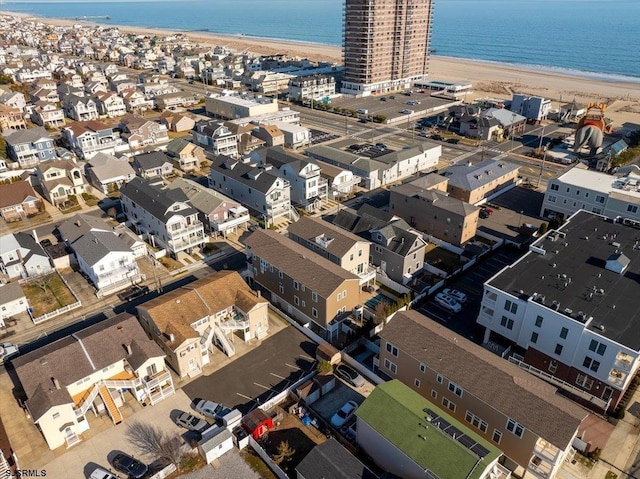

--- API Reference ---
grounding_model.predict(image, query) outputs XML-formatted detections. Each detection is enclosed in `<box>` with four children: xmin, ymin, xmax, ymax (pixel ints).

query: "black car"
<box><xmin>431</xmin><ymin>134</ymin><xmax>443</xmax><ymax>141</ymax></box>
<box><xmin>112</xmin><ymin>453</ymin><xmax>148</xmax><ymax>479</ymax></box>
<box><xmin>117</xmin><ymin>285</ymin><xmax>150</xmax><ymax>302</ymax></box>
<box><xmin>447</xmin><ymin>138</ymin><xmax>460</xmax><ymax>144</ymax></box>
<box><xmin>39</xmin><ymin>239</ymin><xmax>52</xmax><ymax>248</ymax></box>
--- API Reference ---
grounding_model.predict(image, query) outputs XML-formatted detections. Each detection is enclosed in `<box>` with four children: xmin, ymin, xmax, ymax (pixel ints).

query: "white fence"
<box><xmin>249</xmin><ymin>437</ymin><xmax>288</xmax><ymax>479</ymax></box>
<box><xmin>375</xmin><ymin>273</ymin><xmax>410</xmax><ymax>294</ymax></box>
<box><xmin>422</xmin><ymin>234</ymin><xmax>465</xmax><ymax>255</ymax></box>
<box><xmin>423</xmin><ymin>263</ymin><xmax>448</xmax><ymax>278</ymax></box>
<box><xmin>148</xmin><ymin>463</ymin><xmax>177</xmax><ymax>479</ymax></box>
<box><xmin>31</xmin><ymin>300</ymin><xmax>82</xmax><ymax>324</ymax></box>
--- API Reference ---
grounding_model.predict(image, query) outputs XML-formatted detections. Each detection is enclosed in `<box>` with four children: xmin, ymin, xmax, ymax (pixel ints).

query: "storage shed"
<box><xmin>241</xmin><ymin>408</ymin><xmax>273</xmax><ymax>440</ymax></box>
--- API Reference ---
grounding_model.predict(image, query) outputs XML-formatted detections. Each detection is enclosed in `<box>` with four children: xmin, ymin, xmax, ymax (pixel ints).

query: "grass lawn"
<box><xmin>81</xmin><ymin>192</ymin><xmax>99</xmax><ymax>206</ymax></box>
<box><xmin>22</xmin><ymin>273</ymin><xmax>77</xmax><ymax>317</ymax></box>
<box><xmin>241</xmin><ymin>447</ymin><xmax>278</xmax><ymax>479</ymax></box>
<box><xmin>158</xmin><ymin>256</ymin><xmax>183</xmax><ymax>271</ymax></box>
<box><xmin>423</xmin><ymin>247</ymin><xmax>463</xmax><ymax>274</ymax></box>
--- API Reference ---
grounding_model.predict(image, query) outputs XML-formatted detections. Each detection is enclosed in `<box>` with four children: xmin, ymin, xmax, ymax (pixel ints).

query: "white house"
<box><xmin>35</xmin><ymin>159</ymin><xmax>87</xmax><ymax>206</ymax></box>
<box><xmin>0</xmin><ymin>232</ymin><xmax>53</xmax><ymax>279</ymax></box>
<box><xmin>0</xmin><ymin>282</ymin><xmax>28</xmax><ymax>326</ymax></box>
<box><xmin>62</xmin><ymin>120</ymin><xmax>129</xmax><ymax>160</ymax></box>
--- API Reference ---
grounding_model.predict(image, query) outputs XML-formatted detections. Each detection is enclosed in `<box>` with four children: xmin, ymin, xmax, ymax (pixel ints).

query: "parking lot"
<box><xmin>309</xmin><ymin>128</ymin><xmax>340</xmax><ymax>145</ymax></box>
<box><xmin>183</xmin><ymin>326</ymin><xmax>317</xmax><ymax>414</ymax></box>
<box><xmin>417</xmin><ymin>247</ymin><xmax>524</xmax><ymax>343</ymax></box>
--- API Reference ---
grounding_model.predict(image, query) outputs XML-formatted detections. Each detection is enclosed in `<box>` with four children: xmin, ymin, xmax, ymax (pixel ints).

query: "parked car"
<box><xmin>380</xmin><ymin>97</ymin><xmax>387</xmax><ymax>101</ymax></box>
<box><xmin>39</xmin><ymin>238</ymin><xmax>52</xmax><ymax>248</ymax></box>
<box><xmin>434</xmin><ymin>292</ymin><xmax>462</xmax><ymax>313</ymax></box>
<box><xmin>442</xmin><ymin>288</ymin><xmax>467</xmax><ymax>303</ymax></box>
<box><xmin>194</xmin><ymin>398</ymin><xmax>231</xmax><ymax>421</ymax></box>
<box><xmin>334</xmin><ymin>364</ymin><xmax>365</xmax><ymax>388</ymax></box>
<box><xmin>176</xmin><ymin>411</ymin><xmax>209</xmax><ymax>433</ymax></box>
<box><xmin>375</xmin><ymin>143</ymin><xmax>387</xmax><ymax>149</ymax></box>
<box><xmin>117</xmin><ymin>285</ymin><xmax>150</xmax><ymax>302</ymax></box>
<box><xmin>389</xmin><ymin>95</ymin><xmax>396</xmax><ymax>99</ymax></box>
<box><xmin>446</xmin><ymin>138</ymin><xmax>460</xmax><ymax>144</ymax></box>
<box><xmin>112</xmin><ymin>453</ymin><xmax>148</xmax><ymax>479</ymax></box>
<box><xmin>331</xmin><ymin>400</ymin><xmax>359</xmax><ymax>428</ymax></box>
<box><xmin>90</xmin><ymin>467</ymin><xmax>119</xmax><ymax>479</ymax></box>
<box><xmin>400</xmin><ymin>109</ymin><xmax>414</xmax><ymax>115</ymax></box>
<box><xmin>481</xmin><ymin>207</ymin><xmax>494</xmax><ymax>215</ymax></box>
<box><xmin>431</xmin><ymin>134</ymin><xmax>443</xmax><ymax>141</ymax></box>
<box><xmin>0</xmin><ymin>342</ymin><xmax>19</xmax><ymax>364</ymax></box>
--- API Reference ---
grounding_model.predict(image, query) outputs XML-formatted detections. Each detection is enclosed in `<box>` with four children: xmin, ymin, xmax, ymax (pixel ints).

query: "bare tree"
<box><xmin>273</xmin><ymin>440</ymin><xmax>295</xmax><ymax>465</ymax></box>
<box><xmin>125</xmin><ymin>421</ymin><xmax>183</xmax><ymax>465</ymax></box>
<box><xmin>374</xmin><ymin>301</ymin><xmax>388</xmax><ymax>326</ymax></box>
<box><xmin>107</xmin><ymin>207</ymin><xmax>117</xmax><ymax>218</ymax></box>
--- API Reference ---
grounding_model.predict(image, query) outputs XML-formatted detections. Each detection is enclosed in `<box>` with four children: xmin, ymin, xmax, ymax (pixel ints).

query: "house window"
<box><xmin>500</xmin><ymin>316</ymin><xmax>514</xmax><ymax>330</ymax></box>
<box><xmin>589</xmin><ymin>340</ymin><xmax>607</xmax><ymax>356</ymax></box>
<box><xmin>492</xmin><ymin>429</ymin><xmax>502</xmax><ymax>444</ymax></box>
<box><xmin>554</xmin><ymin>344</ymin><xmax>563</xmax><ymax>355</ymax></box>
<box><xmin>506</xmin><ymin>418</ymin><xmax>525</xmax><ymax>438</ymax></box>
<box><xmin>583</xmin><ymin>356</ymin><xmax>600</xmax><ymax>373</ymax></box>
<box><xmin>431</xmin><ymin>389</ymin><xmax>437</xmax><ymax>399</ymax></box>
<box><xmin>548</xmin><ymin>361</ymin><xmax>558</xmax><ymax>373</ymax></box>
<box><xmin>294</xmin><ymin>280</ymin><xmax>299</xmax><ymax>290</ymax></box>
<box><xmin>576</xmin><ymin>373</ymin><xmax>594</xmax><ymax>390</ymax></box>
<box><xmin>560</xmin><ymin>327</ymin><xmax>569</xmax><ymax>339</ymax></box>
<box><xmin>504</xmin><ymin>299</ymin><xmax>517</xmax><ymax>314</ymax></box>
<box><xmin>279</xmin><ymin>284</ymin><xmax>284</xmax><ymax>294</ymax></box>
<box><xmin>278</xmin><ymin>271</ymin><xmax>284</xmax><ymax>279</ymax></box>
<box><xmin>294</xmin><ymin>295</ymin><xmax>299</xmax><ymax>306</ymax></box>
<box><xmin>627</xmin><ymin>204</ymin><xmax>638</xmax><ymax>214</ymax></box>
<box><xmin>52</xmin><ymin>412</ymin><xmax>60</xmax><ymax>420</ymax></box>
<box><xmin>448</xmin><ymin>381</ymin><xmax>463</xmax><ymax>397</ymax></box>
<box><xmin>385</xmin><ymin>342</ymin><xmax>399</xmax><ymax>357</ymax></box>
<box><xmin>312</xmin><ymin>292</ymin><xmax>318</xmax><ymax>302</ymax></box>
<box><xmin>530</xmin><ymin>332</ymin><xmax>539</xmax><ymax>344</ymax></box>
<box><xmin>415</xmin><ymin>378</ymin><xmax>421</xmax><ymax>388</ymax></box>
<box><xmin>550</xmin><ymin>184</ymin><xmax>559</xmax><ymax>191</ymax></box>
<box><xmin>419</xmin><ymin>363</ymin><xmax>426</xmax><ymax>373</ymax></box>
<box><xmin>312</xmin><ymin>307</ymin><xmax>318</xmax><ymax>318</ymax></box>
<box><xmin>442</xmin><ymin>397</ymin><xmax>456</xmax><ymax>412</ymax></box>
<box><xmin>465</xmin><ymin>411</ymin><xmax>488</xmax><ymax>433</ymax></box>
<box><xmin>383</xmin><ymin>358</ymin><xmax>397</xmax><ymax>374</ymax></box>
<box><xmin>548</xmin><ymin>195</ymin><xmax>556</xmax><ymax>203</ymax></box>
<box><xmin>595</xmin><ymin>195</ymin><xmax>605</xmax><ymax>204</ymax></box>
<box><xmin>436</xmin><ymin>374</ymin><xmax>443</xmax><ymax>384</ymax></box>
<box><xmin>535</xmin><ymin>315</ymin><xmax>543</xmax><ymax>327</ymax></box>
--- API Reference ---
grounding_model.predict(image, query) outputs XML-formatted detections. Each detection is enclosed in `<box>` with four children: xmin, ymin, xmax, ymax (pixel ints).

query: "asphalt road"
<box><xmin>182</xmin><ymin>325</ymin><xmax>317</xmax><ymax>414</ymax></box>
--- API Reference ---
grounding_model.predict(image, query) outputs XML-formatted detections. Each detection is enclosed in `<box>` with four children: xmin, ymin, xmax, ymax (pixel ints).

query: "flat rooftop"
<box><xmin>489</xmin><ymin>211</ymin><xmax>640</xmax><ymax>350</ymax></box>
<box><xmin>553</xmin><ymin>166</ymin><xmax>640</xmax><ymax>201</ymax></box>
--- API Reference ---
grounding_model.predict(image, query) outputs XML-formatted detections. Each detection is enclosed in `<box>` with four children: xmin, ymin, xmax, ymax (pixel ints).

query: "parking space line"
<box><xmin>236</xmin><ymin>392</ymin><xmax>252</xmax><ymax>400</ymax></box>
<box><xmin>254</xmin><ymin>382</ymin><xmax>278</xmax><ymax>392</ymax></box>
<box><xmin>300</xmin><ymin>354</ymin><xmax>315</xmax><ymax>362</ymax></box>
<box><xmin>270</xmin><ymin>372</ymin><xmax>287</xmax><ymax>380</ymax></box>
<box><xmin>285</xmin><ymin>363</ymin><xmax>301</xmax><ymax>370</ymax></box>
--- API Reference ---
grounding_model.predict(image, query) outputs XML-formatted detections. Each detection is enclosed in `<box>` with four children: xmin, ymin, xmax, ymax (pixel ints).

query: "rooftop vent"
<box><xmin>551</xmin><ymin>300</ymin><xmax>560</xmax><ymax>311</ymax></box>
<box><xmin>593</xmin><ymin>324</ymin><xmax>606</xmax><ymax>332</ymax></box>
<box><xmin>563</xmin><ymin>308</ymin><xmax>573</xmax><ymax>316</ymax></box>
<box><xmin>611</xmin><ymin>242</ymin><xmax>621</xmax><ymax>248</ymax></box>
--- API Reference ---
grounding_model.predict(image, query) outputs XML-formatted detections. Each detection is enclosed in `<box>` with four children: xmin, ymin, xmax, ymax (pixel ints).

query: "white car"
<box><xmin>176</xmin><ymin>411</ymin><xmax>209</xmax><ymax>432</ymax></box>
<box><xmin>435</xmin><ymin>292</ymin><xmax>462</xmax><ymax>313</ymax></box>
<box><xmin>89</xmin><ymin>467</ymin><xmax>118</xmax><ymax>479</ymax></box>
<box><xmin>194</xmin><ymin>398</ymin><xmax>231</xmax><ymax>421</ymax></box>
<box><xmin>0</xmin><ymin>342</ymin><xmax>19</xmax><ymax>364</ymax></box>
<box><xmin>330</xmin><ymin>400</ymin><xmax>358</xmax><ymax>428</ymax></box>
<box><xmin>442</xmin><ymin>288</ymin><xmax>467</xmax><ymax>303</ymax></box>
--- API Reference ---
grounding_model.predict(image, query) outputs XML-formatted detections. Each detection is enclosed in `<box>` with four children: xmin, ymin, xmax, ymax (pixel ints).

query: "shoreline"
<box><xmin>2</xmin><ymin>11</ymin><xmax>640</xmax><ymax>126</ymax></box>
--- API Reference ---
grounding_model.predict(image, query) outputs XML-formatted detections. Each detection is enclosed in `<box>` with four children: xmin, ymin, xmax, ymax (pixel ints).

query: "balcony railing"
<box><xmin>615</xmin><ymin>353</ymin><xmax>634</xmax><ymax>372</ymax></box>
<box><xmin>142</xmin><ymin>370</ymin><xmax>171</xmax><ymax>389</ymax></box>
<box><xmin>357</xmin><ymin>264</ymin><xmax>377</xmax><ymax>285</ymax></box>
<box><xmin>532</xmin><ymin>439</ymin><xmax>560</xmax><ymax>464</ymax></box>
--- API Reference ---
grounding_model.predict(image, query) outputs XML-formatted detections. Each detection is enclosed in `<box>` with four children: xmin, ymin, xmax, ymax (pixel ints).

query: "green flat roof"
<box><xmin>356</xmin><ymin>380</ymin><xmax>501</xmax><ymax>479</ymax></box>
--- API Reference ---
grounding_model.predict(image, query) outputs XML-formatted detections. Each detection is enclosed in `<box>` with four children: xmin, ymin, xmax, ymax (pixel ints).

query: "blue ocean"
<box><xmin>1</xmin><ymin>0</ymin><xmax>639</xmax><ymax>81</ymax></box>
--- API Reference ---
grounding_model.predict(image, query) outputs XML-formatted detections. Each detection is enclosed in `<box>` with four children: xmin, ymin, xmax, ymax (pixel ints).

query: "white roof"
<box><xmin>556</xmin><ymin>167</ymin><xmax>640</xmax><ymax>199</ymax></box>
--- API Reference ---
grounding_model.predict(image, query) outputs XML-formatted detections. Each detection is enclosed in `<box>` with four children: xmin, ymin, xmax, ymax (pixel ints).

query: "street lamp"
<box><xmin>537</xmin><ymin>145</ymin><xmax>548</xmax><ymax>188</ymax></box>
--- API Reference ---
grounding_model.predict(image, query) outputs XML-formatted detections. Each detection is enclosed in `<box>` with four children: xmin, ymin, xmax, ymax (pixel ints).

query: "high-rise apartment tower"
<box><xmin>342</xmin><ymin>0</ymin><xmax>434</xmax><ymax>95</ymax></box>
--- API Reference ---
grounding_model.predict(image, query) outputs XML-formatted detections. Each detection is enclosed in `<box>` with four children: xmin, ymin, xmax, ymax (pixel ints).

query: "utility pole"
<box><xmin>537</xmin><ymin>146</ymin><xmax>548</xmax><ymax>188</ymax></box>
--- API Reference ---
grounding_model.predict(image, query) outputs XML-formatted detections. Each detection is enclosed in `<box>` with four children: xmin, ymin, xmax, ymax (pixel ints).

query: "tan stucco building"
<box><xmin>441</xmin><ymin>159</ymin><xmax>520</xmax><ymax>205</ymax></box>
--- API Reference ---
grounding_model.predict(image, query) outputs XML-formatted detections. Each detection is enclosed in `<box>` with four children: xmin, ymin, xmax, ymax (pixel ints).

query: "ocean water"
<box><xmin>2</xmin><ymin>0</ymin><xmax>639</xmax><ymax>81</ymax></box>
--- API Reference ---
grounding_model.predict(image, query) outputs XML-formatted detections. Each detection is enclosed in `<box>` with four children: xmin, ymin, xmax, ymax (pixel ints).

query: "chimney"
<box><xmin>52</xmin><ymin>377</ymin><xmax>61</xmax><ymax>390</ymax></box>
<box><xmin>16</xmin><ymin>249</ymin><xmax>23</xmax><ymax>262</ymax></box>
<box><xmin>125</xmin><ymin>343</ymin><xmax>132</xmax><ymax>355</ymax></box>
<box><xmin>32</xmin><ymin>229</ymin><xmax>39</xmax><ymax>244</ymax></box>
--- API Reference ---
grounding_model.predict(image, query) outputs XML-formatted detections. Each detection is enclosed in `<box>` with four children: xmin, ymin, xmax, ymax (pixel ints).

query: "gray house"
<box><xmin>131</xmin><ymin>151</ymin><xmax>174</xmax><ymax>179</ymax></box>
<box><xmin>334</xmin><ymin>205</ymin><xmax>427</xmax><ymax>284</ymax></box>
<box><xmin>4</xmin><ymin>127</ymin><xmax>56</xmax><ymax>168</ymax></box>
<box><xmin>0</xmin><ymin>232</ymin><xmax>53</xmax><ymax>279</ymax></box>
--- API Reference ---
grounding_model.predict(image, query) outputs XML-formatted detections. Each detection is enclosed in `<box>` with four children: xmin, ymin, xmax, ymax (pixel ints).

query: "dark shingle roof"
<box><xmin>72</xmin><ymin>230</ymin><xmax>131</xmax><ymax>267</ymax></box>
<box><xmin>210</xmin><ymin>155</ymin><xmax>282</xmax><ymax>194</ymax></box>
<box><xmin>380</xmin><ymin>311</ymin><xmax>587</xmax><ymax>448</ymax></box>
<box><xmin>3</xmin><ymin>126</ymin><xmax>50</xmax><ymax>145</ymax></box>
<box><xmin>132</xmin><ymin>151</ymin><xmax>172</xmax><ymax>172</ymax></box>
<box><xmin>296</xmin><ymin>438</ymin><xmax>377</xmax><ymax>479</ymax></box>
<box><xmin>244</xmin><ymin>229</ymin><xmax>359</xmax><ymax>298</ymax></box>
<box><xmin>120</xmin><ymin>177</ymin><xmax>197</xmax><ymax>222</ymax></box>
<box><xmin>0</xmin><ymin>282</ymin><xmax>25</xmax><ymax>304</ymax></box>
<box><xmin>391</xmin><ymin>183</ymin><xmax>478</xmax><ymax>216</ymax></box>
<box><xmin>441</xmin><ymin>159</ymin><xmax>519</xmax><ymax>192</ymax></box>
<box><xmin>58</xmin><ymin>213</ymin><xmax>111</xmax><ymax>244</ymax></box>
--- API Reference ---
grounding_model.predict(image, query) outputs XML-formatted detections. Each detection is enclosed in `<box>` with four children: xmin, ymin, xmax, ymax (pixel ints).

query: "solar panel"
<box><xmin>471</xmin><ymin>444</ymin><xmax>490</xmax><ymax>458</ymax></box>
<box><xmin>423</xmin><ymin>408</ymin><xmax>439</xmax><ymax>418</ymax></box>
<box><xmin>445</xmin><ymin>426</ymin><xmax>463</xmax><ymax>439</ymax></box>
<box><xmin>457</xmin><ymin>435</ymin><xmax>476</xmax><ymax>448</ymax></box>
<box><xmin>434</xmin><ymin>418</ymin><xmax>450</xmax><ymax>430</ymax></box>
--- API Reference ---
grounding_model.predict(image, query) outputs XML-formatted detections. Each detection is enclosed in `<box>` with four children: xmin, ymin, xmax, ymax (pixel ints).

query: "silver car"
<box><xmin>442</xmin><ymin>288</ymin><xmax>467</xmax><ymax>303</ymax></box>
<box><xmin>334</xmin><ymin>364</ymin><xmax>365</xmax><ymax>388</ymax></box>
<box><xmin>176</xmin><ymin>411</ymin><xmax>209</xmax><ymax>432</ymax></box>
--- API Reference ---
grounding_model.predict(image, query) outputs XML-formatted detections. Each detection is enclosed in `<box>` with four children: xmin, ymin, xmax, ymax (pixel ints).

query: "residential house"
<box><xmin>62</xmin><ymin>120</ymin><xmax>129</xmax><ymax>160</ymax></box>
<box><xmin>482</xmin><ymin>108</ymin><xmax>527</xmax><ymax>137</ymax></box>
<box><xmin>131</xmin><ymin>151</ymin><xmax>174</xmax><ymax>179</ymax></box>
<box><xmin>35</xmin><ymin>159</ymin><xmax>87</xmax><ymax>206</ymax></box>
<box><xmin>356</xmin><ymin>380</ymin><xmax>505</xmax><ymax>479</ymax></box>
<box><xmin>511</xmin><ymin>94</ymin><xmax>552</xmax><ymax>122</ymax></box>
<box><xmin>13</xmin><ymin>313</ymin><xmax>174</xmax><ymax>450</ymax></box>
<box><xmin>31</xmin><ymin>101</ymin><xmax>65</xmax><ymax>128</ymax></box>
<box><xmin>379</xmin><ymin>310</ymin><xmax>587</xmax><ymax>478</ymax></box>
<box><xmin>296</xmin><ymin>438</ymin><xmax>376</xmax><ymax>479</ymax></box>
<box><xmin>165</xmin><ymin>178</ymin><xmax>250</xmax><ymax>237</ymax></box>
<box><xmin>272</xmin><ymin>121</ymin><xmax>311</xmax><ymax>149</ymax></box>
<box><xmin>192</xmin><ymin>120</ymin><xmax>238</xmax><ymax>157</ymax></box>
<box><xmin>333</xmin><ymin>205</ymin><xmax>427</xmax><ymax>284</ymax></box>
<box><xmin>441</xmin><ymin>159</ymin><xmax>520</xmax><ymax>205</ymax></box>
<box><xmin>119</xmin><ymin>115</ymin><xmax>169</xmax><ymax>150</ymax></box>
<box><xmin>120</xmin><ymin>177</ymin><xmax>206</xmax><ymax>256</ymax></box>
<box><xmin>58</xmin><ymin>214</ymin><xmax>142</xmax><ymax>296</ymax></box>
<box><xmin>93</xmin><ymin>91</ymin><xmax>127</xmax><ymax>118</ymax></box>
<box><xmin>120</xmin><ymin>89</ymin><xmax>152</xmax><ymax>113</ymax></box>
<box><xmin>0</xmin><ymin>282</ymin><xmax>28</xmax><ymax>327</ymax></box>
<box><xmin>0</xmin><ymin>91</ymin><xmax>27</xmax><ymax>112</ymax></box>
<box><xmin>478</xmin><ymin>211</ymin><xmax>640</xmax><ymax>413</ymax></box>
<box><xmin>137</xmin><ymin>271</ymin><xmax>269</xmax><ymax>377</ymax></box>
<box><xmin>29</xmin><ymin>87</ymin><xmax>61</xmax><ymax>104</ymax></box>
<box><xmin>165</xmin><ymin>138</ymin><xmax>205</xmax><ymax>172</ymax></box>
<box><xmin>389</xmin><ymin>176</ymin><xmax>480</xmax><ymax>246</ymax></box>
<box><xmin>63</xmin><ymin>94</ymin><xmax>99</xmax><ymax>121</ymax></box>
<box><xmin>4</xmin><ymin>127</ymin><xmax>56</xmax><ymax>167</ymax></box>
<box><xmin>251</xmin><ymin>147</ymin><xmax>327</xmax><ymax>211</ymax></box>
<box><xmin>540</xmin><ymin>164</ymin><xmax>640</xmax><ymax>221</ymax></box>
<box><xmin>0</xmin><ymin>181</ymin><xmax>42</xmax><ymax>222</ymax></box>
<box><xmin>244</xmin><ymin>229</ymin><xmax>361</xmax><ymax>339</ymax></box>
<box><xmin>208</xmin><ymin>155</ymin><xmax>293</xmax><ymax>225</ymax></box>
<box><xmin>288</xmin><ymin>216</ymin><xmax>375</xmax><ymax>285</ymax></box>
<box><xmin>306</xmin><ymin>142</ymin><xmax>441</xmax><ymax>190</ymax></box>
<box><xmin>315</xmin><ymin>159</ymin><xmax>361</xmax><ymax>199</ymax></box>
<box><xmin>224</xmin><ymin>122</ymin><xmax>266</xmax><ymax>156</ymax></box>
<box><xmin>0</xmin><ymin>232</ymin><xmax>52</xmax><ymax>279</ymax></box>
<box><xmin>154</xmin><ymin>91</ymin><xmax>197</xmax><ymax>110</ymax></box>
<box><xmin>85</xmin><ymin>152</ymin><xmax>136</xmax><ymax>194</ymax></box>
<box><xmin>252</xmin><ymin>124</ymin><xmax>285</xmax><ymax>148</ymax></box>
<box><xmin>0</xmin><ymin>104</ymin><xmax>26</xmax><ymax>132</ymax></box>
<box><xmin>159</xmin><ymin>111</ymin><xmax>195</xmax><ymax>133</ymax></box>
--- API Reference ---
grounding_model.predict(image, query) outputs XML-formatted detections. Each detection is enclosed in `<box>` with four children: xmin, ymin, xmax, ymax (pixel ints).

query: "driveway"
<box><xmin>418</xmin><ymin>247</ymin><xmax>524</xmax><ymax>343</ymax></box>
<box><xmin>183</xmin><ymin>326</ymin><xmax>317</xmax><ymax>414</ymax></box>
<box><xmin>43</xmin><ymin>390</ymin><xmax>194</xmax><ymax>479</ymax></box>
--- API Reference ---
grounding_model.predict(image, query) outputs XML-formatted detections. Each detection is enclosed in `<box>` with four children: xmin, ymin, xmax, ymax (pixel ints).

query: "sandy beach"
<box><xmin>3</xmin><ymin>11</ymin><xmax>640</xmax><ymax>129</ymax></box>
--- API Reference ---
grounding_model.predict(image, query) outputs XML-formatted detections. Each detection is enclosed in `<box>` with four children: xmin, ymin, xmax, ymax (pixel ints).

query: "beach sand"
<box><xmin>3</xmin><ymin>11</ymin><xmax>640</xmax><ymax>129</ymax></box>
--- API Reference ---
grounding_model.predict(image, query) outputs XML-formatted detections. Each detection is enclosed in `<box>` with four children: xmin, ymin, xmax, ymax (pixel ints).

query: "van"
<box><xmin>356</xmin><ymin>108</ymin><xmax>368</xmax><ymax>115</ymax></box>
